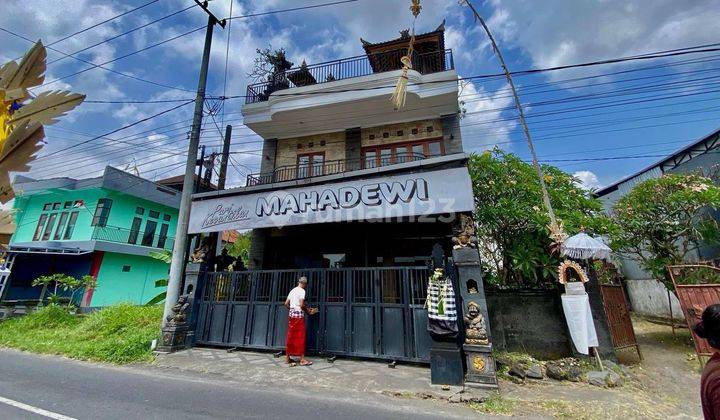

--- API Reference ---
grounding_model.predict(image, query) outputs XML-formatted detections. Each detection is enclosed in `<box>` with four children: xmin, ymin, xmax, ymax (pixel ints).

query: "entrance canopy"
<box><xmin>188</xmin><ymin>165</ymin><xmax>474</xmax><ymax>233</ymax></box>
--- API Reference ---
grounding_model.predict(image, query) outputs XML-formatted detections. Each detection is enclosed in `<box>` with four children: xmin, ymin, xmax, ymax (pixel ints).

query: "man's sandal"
<box><xmin>300</xmin><ymin>360</ymin><xmax>313</xmax><ymax>366</ymax></box>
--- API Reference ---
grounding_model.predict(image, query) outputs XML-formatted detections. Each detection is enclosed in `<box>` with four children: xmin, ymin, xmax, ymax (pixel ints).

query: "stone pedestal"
<box><xmin>156</xmin><ymin>324</ymin><xmax>189</xmax><ymax>353</ymax></box>
<box><xmin>430</xmin><ymin>340</ymin><xmax>465</xmax><ymax>385</ymax></box>
<box><xmin>463</xmin><ymin>344</ymin><xmax>498</xmax><ymax>389</ymax></box>
<box><xmin>183</xmin><ymin>263</ymin><xmax>202</xmax><ymax>347</ymax></box>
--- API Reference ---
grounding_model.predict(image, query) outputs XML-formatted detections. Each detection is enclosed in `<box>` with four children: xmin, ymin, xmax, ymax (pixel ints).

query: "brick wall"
<box><xmin>275</xmin><ymin>131</ymin><xmax>346</xmax><ymax>168</ymax></box>
<box><xmin>361</xmin><ymin>118</ymin><xmax>443</xmax><ymax>148</ymax></box>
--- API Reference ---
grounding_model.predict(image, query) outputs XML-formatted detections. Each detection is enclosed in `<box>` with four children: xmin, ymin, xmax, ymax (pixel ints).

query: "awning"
<box><xmin>8</xmin><ymin>245</ymin><xmax>92</xmax><ymax>255</ymax></box>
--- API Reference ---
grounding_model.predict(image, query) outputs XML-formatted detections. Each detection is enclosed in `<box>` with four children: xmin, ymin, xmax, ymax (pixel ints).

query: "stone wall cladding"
<box><xmin>275</xmin><ymin>131</ymin><xmax>346</xmax><ymax>168</ymax></box>
<box><xmin>361</xmin><ymin>118</ymin><xmax>443</xmax><ymax>148</ymax></box>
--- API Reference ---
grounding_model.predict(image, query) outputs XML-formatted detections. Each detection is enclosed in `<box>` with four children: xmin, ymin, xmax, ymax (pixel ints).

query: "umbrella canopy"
<box><xmin>561</xmin><ymin>232</ymin><xmax>611</xmax><ymax>260</ymax></box>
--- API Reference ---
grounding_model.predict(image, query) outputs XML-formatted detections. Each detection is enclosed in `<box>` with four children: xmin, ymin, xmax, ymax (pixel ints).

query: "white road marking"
<box><xmin>0</xmin><ymin>395</ymin><xmax>77</xmax><ymax>420</ymax></box>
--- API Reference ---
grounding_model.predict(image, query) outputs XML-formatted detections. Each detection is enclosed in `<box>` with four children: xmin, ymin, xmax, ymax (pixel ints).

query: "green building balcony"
<box><xmin>91</xmin><ymin>225</ymin><xmax>174</xmax><ymax>251</ymax></box>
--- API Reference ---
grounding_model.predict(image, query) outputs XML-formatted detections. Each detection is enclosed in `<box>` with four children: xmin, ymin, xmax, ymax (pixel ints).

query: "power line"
<box><xmin>225</xmin><ymin>0</ymin><xmax>359</xmax><ymax>20</ymax></box>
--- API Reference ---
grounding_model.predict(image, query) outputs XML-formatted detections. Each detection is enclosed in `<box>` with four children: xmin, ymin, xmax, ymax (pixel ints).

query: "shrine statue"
<box><xmin>452</xmin><ymin>214</ymin><xmax>478</xmax><ymax>249</ymax></box>
<box><xmin>166</xmin><ymin>295</ymin><xmax>190</xmax><ymax>326</ymax></box>
<box><xmin>464</xmin><ymin>301</ymin><xmax>489</xmax><ymax>345</ymax></box>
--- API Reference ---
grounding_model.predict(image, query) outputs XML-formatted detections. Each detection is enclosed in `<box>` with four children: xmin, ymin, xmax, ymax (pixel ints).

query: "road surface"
<box><xmin>0</xmin><ymin>349</ymin><xmax>476</xmax><ymax>419</ymax></box>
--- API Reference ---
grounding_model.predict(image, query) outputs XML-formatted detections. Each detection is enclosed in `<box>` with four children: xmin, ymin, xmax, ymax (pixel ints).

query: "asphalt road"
<box><xmin>0</xmin><ymin>349</ymin><xmax>476</xmax><ymax>419</ymax></box>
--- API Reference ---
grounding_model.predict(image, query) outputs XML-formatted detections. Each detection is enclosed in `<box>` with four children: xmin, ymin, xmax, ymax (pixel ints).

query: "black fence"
<box><xmin>91</xmin><ymin>225</ymin><xmax>174</xmax><ymax>250</ymax></box>
<box><xmin>246</xmin><ymin>152</ymin><xmax>428</xmax><ymax>186</ymax></box>
<box><xmin>245</xmin><ymin>49</ymin><xmax>454</xmax><ymax>104</ymax></box>
<box><xmin>195</xmin><ymin>267</ymin><xmax>436</xmax><ymax>362</ymax></box>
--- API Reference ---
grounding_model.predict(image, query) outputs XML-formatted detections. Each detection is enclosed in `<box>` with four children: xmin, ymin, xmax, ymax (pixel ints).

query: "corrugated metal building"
<box><xmin>596</xmin><ymin>127</ymin><xmax>720</xmax><ymax>319</ymax></box>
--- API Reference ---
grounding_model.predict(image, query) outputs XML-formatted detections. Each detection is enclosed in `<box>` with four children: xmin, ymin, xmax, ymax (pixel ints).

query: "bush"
<box><xmin>0</xmin><ymin>304</ymin><xmax>163</xmax><ymax>363</ymax></box>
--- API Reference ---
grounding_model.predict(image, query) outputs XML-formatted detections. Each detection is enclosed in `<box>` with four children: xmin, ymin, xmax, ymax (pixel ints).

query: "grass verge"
<box><xmin>0</xmin><ymin>304</ymin><xmax>162</xmax><ymax>364</ymax></box>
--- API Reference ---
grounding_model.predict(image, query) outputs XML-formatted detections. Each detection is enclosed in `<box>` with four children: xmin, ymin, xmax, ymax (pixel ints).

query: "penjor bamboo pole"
<box><xmin>460</xmin><ymin>0</ymin><xmax>563</xmax><ymax>240</ymax></box>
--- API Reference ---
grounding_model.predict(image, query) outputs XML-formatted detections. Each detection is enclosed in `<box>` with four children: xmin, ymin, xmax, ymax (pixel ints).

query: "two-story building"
<box><xmin>1</xmin><ymin>166</ymin><xmax>180</xmax><ymax>308</ymax></box>
<box><xmin>185</xmin><ymin>24</ymin><xmax>491</xmax><ymax>385</ymax></box>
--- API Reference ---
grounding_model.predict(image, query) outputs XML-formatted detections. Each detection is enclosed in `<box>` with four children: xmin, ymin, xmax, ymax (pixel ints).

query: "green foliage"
<box><xmin>145</xmin><ymin>251</ymin><xmax>172</xmax><ymax>306</ymax></box>
<box><xmin>0</xmin><ymin>304</ymin><xmax>163</xmax><ymax>363</ymax></box>
<box><xmin>32</xmin><ymin>273</ymin><xmax>97</xmax><ymax>307</ymax></box>
<box><xmin>609</xmin><ymin>173</ymin><xmax>720</xmax><ymax>289</ymax></box>
<box><xmin>468</xmin><ymin>149</ymin><xmax>613</xmax><ymax>288</ymax></box>
<box><xmin>671</xmin><ymin>265</ymin><xmax>720</xmax><ymax>285</ymax></box>
<box><xmin>225</xmin><ymin>231</ymin><xmax>251</xmax><ymax>267</ymax></box>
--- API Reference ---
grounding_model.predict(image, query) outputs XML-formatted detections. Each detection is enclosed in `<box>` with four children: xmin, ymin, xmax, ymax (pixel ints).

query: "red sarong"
<box><xmin>286</xmin><ymin>312</ymin><xmax>306</xmax><ymax>356</ymax></box>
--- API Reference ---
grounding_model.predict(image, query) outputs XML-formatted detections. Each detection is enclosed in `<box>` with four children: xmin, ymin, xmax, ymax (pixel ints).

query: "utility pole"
<box><xmin>196</xmin><ymin>144</ymin><xmax>206</xmax><ymax>192</ymax></box>
<box><xmin>163</xmin><ymin>1</ymin><xmax>225</xmax><ymax>327</ymax></box>
<box><xmin>217</xmin><ymin>125</ymin><xmax>232</xmax><ymax>189</ymax></box>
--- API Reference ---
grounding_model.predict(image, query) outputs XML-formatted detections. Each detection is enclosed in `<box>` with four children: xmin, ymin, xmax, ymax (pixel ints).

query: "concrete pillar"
<box><xmin>441</xmin><ymin>113</ymin><xmax>463</xmax><ymax>154</ymax></box>
<box><xmin>260</xmin><ymin>138</ymin><xmax>278</xmax><ymax>174</ymax></box>
<box><xmin>248</xmin><ymin>228</ymin><xmax>268</xmax><ymax>270</ymax></box>
<box><xmin>344</xmin><ymin>127</ymin><xmax>361</xmax><ymax>169</ymax></box>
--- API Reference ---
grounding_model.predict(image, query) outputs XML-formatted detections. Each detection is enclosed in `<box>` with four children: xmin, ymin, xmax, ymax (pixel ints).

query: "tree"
<box><xmin>32</xmin><ymin>273</ymin><xmax>96</xmax><ymax>307</ymax></box>
<box><xmin>468</xmin><ymin>149</ymin><xmax>613</xmax><ymax>288</ymax></box>
<box><xmin>145</xmin><ymin>250</ymin><xmax>171</xmax><ymax>306</ymax></box>
<box><xmin>225</xmin><ymin>231</ymin><xmax>251</xmax><ymax>268</ymax></box>
<box><xmin>609</xmin><ymin>173</ymin><xmax>720</xmax><ymax>289</ymax></box>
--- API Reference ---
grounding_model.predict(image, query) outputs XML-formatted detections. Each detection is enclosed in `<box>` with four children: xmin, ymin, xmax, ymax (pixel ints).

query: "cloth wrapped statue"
<box><xmin>425</xmin><ymin>268</ymin><xmax>458</xmax><ymax>340</ymax></box>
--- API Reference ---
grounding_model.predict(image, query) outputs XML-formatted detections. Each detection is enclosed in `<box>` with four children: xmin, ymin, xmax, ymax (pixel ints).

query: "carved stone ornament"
<box><xmin>557</xmin><ymin>260</ymin><xmax>590</xmax><ymax>285</ymax></box>
<box><xmin>452</xmin><ymin>214</ymin><xmax>479</xmax><ymax>249</ymax></box>
<box><xmin>472</xmin><ymin>355</ymin><xmax>486</xmax><ymax>371</ymax></box>
<box><xmin>165</xmin><ymin>294</ymin><xmax>191</xmax><ymax>326</ymax></box>
<box><xmin>464</xmin><ymin>301</ymin><xmax>489</xmax><ymax>345</ymax></box>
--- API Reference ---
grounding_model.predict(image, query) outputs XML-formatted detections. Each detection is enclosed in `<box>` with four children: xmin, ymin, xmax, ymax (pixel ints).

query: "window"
<box><xmin>91</xmin><ymin>198</ymin><xmax>113</xmax><ymax>227</ymax></box>
<box><xmin>149</xmin><ymin>210</ymin><xmax>159</xmax><ymax>219</ymax></box>
<box><xmin>122</xmin><ymin>265</ymin><xmax>131</xmax><ymax>272</ymax></box>
<box><xmin>41</xmin><ymin>213</ymin><xmax>58</xmax><ymax>241</ymax></box>
<box><xmin>53</xmin><ymin>212</ymin><xmax>69</xmax><ymax>240</ymax></box>
<box><xmin>33</xmin><ymin>214</ymin><xmax>48</xmax><ymax>241</ymax></box>
<box><xmin>63</xmin><ymin>212</ymin><xmax>79</xmax><ymax>240</ymax></box>
<box><xmin>52</xmin><ymin>202</ymin><xmax>61</xmax><ymax>210</ymax></box>
<box><xmin>128</xmin><ymin>217</ymin><xmax>142</xmax><ymax>245</ymax></box>
<box><xmin>135</xmin><ymin>207</ymin><xmax>145</xmax><ymax>215</ymax></box>
<box><xmin>163</xmin><ymin>214</ymin><xmax>171</xmax><ymax>222</ymax></box>
<box><xmin>297</xmin><ymin>152</ymin><xmax>324</xmax><ymax>178</ymax></box>
<box><xmin>157</xmin><ymin>223</ymin><xmax>169</xmax><ymax>249</ymax></box>
<box><xmin>362</xmin><ymin>138</ymin><xmax>443</xmax><ymax>168</ymax></box>
<box><xmin>63</xmin><ymin>201</ymin><xmax>72</xmax><ymax>209</ymax></box>
<box><xmin>42</xmin><ymin>203</ymin><xmax>52</xmax><ymax>211</ymax></box>
<box><xmin>141</xmin><ymin>220</ymin><xmax>157</xmax><ymax>247</ymax></box>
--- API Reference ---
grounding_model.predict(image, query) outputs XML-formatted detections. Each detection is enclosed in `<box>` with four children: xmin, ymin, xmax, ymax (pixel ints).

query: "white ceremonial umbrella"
<box><xmin>561</xmin><ymin>232</ymin><xmax>612</xmax><ymax>261</ymax></box>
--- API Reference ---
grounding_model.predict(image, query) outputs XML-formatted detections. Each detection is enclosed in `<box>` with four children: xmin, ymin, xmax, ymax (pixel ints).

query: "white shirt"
<box><xmin>287</xmin><ymin>286</ymin><xmax>306</xmax><ymax>311</ymax></box>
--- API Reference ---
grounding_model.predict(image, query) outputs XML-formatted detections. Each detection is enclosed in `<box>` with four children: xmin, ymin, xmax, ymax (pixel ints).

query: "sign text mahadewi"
<box><xmin>188</xmin><ymin>167</ymin><xmax>474</xmax><ymax>233</ymax></box>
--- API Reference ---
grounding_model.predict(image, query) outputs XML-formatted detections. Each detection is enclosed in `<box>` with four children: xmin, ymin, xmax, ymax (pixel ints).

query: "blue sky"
<box><xmin>2</xmin><ymin>0</ymin><xmax>720</xmax><ymax>190</ymax></box>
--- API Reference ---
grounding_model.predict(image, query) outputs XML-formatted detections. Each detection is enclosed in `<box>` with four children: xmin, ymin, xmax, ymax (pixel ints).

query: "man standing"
<box><xmin>284</xmin><ymin>276</ymin><xmax>316</xmax><ymax>366</ymax></box>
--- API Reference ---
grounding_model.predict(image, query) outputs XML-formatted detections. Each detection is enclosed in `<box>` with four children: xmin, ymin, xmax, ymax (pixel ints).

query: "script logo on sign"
<box><xmin>201</xmin><ymin>204</ymin><xmax>250</xmax><ymax>229</ymax></box>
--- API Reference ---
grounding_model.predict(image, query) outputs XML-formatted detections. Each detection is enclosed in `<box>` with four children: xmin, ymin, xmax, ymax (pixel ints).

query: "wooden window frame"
<box><xmin>296</xmin><ymin>151</ymin><xmax>326</xmax><ymax>177</ymax></box>
<box><xmin>361</xmin><ymin>137</ymin><xmax>444</xmax><ymax>168</ymax></box>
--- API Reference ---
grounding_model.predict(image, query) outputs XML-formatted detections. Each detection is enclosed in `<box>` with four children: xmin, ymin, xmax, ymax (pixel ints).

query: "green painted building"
<box><xmin>1</xmin><ymin>166</ymin><xmax>181</xmax><ymax>307</ymax></box>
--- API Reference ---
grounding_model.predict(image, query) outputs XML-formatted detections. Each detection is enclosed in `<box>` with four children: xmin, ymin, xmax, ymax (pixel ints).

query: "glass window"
<box><xmin>157</xmin><ymin>223</ymin><xmax>169</xmax><ymax>249</ymax></box>
<box><xmin>91</xmin><ymin>198</ymin><xmax>113</xmax><ymax>227</ymax></box>
<box><xmin>135</xmin><ymin>207</ymin><xmax>145</xmax><ymax>215</ymax></box>
<box><xmin>128</xmin><ymin>217</ymin><xmax>142</xmax><ymax>245</ymax></box>
<box><xmin>52</xmin><ymin>202</ymin><xmax>61</xmax><ymax>210</ymax></box>
<box><xmin>63</xmin><ymin>212</ymin><xmax>79</xmax><ymax>240</ymax></box>
<box><xmin>364</xmin><ymin>150</ymin><xmax>377</xmax><ymax>169</ymax></box>
<box><xmin>53</xmin><ymin>212</ymin><xmax>69</xmax><ymax>240</ymax></box>
<box><xmin>64</xmin><ymin>201</ymin><xmax>72</xmax><ymax>209</ymax></box>
<box><xmin>42</xmin><ymin>213</ymin><xmax>58</xmax><ymax>241</ymax></box>
<box><xmin>163</xmin><ymin>214</ymin><xmax>171</xmax><ymax>221</ymax></box>
<box><xmin>43</xmin><ymin>203</ymin><xmax>52</xmax><ymax>211</ymax></box>
<box><xmin>394</xmin><ymin>146</ymin><xmax>409</xmax><ymax>163</ymax></box>
<box><xmin>412</xmin><ymin>144</ymin><xmax>424</xmax><ymax>161</ymax></box>
<box><xmin>149</xmin><ymin>210</ymin><xmax>159</xmax><ymax>219</ymax></box>
<box><xmin>379</xmin><ymin>148</ymin><xmax>392</xmax><ymax>167</ymax></box>
<box><xmin>141</xmin><ymin>220</ymin><xmax>157</xmax><ymax>247</ymax></box>
<box><xmin>311</xmin><ymin>154</ymin><xmax>324</xmax><ymax>176</ymax></box>
<box><xmin>33</xmin><ymin>214</ymin><xmax>48</xmax><ymax>241</ymax></box>
<box><xmin>297</xmin><ymin>155</ymin><xmax>310</xmax><ymax>178</ymax></box>
<box><xmin>428</xmin><ymin>141</ymin><xmax>441</xmax><ymax>157</ymax></box>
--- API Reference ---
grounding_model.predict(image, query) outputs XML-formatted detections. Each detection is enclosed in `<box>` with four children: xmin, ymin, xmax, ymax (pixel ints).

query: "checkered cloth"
<box><xmin>427</xmin><ymin>277</ymin><xmax>457</xmax><ymax>321</ymax></box>
<box><xmin>289</xmin><ymin>309</ymin><xmax>304</xmax><ymax>319</ymax></box>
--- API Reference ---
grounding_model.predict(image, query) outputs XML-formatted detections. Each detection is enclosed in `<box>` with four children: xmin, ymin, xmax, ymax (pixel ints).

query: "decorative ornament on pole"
<box><xmin>0</xmin><ymin>41</ymin><xmax>85</xmax><ymax>204</ymax></box>
<box><xmin>390</xmin><ymin>0</ymin><xmax>422</xmax><ymax>110</ymax></box>
<box><xmin>459</xmin><ymin>0</ymin><xmax>565</xmax><ymax>244</ymax></box>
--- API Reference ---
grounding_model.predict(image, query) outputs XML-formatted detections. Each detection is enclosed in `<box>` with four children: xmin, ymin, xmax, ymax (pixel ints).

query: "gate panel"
<box><xmin>600</xmin><ymin>284</ymin><xmax>641</xmax><ymax>358</ymax></box>
<box><xmin>323</xmin><ymin>270</ymin><xmax>347</xmax><ymax>353</ymax></box>
<box><xmin>379</xmin><ymin>269</ymin><xmax>407</xmax><ymax>357</ymax></box>
<box><xmin>249</xmin><ymin>272</ymin><xmax>273</xmax><ymax>347</ymax></box>
<box><xmin>350</xmin><ymin>270</ymin><xmax>377</xmax><ymax>356</ymax></box>
<box><xmin>410</xmin><ymin>268</ymin><xmax>431</xmax><ymax>360</ymax></box>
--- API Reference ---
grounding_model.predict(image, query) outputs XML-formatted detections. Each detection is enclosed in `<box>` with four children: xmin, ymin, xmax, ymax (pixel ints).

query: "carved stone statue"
<box><xmin>165</xmin><ymin>295</ymin><xmax>190</xmax><ymax>326</ymax></box>
<box><xmin>452</xmin><ymin>214</ymin><xmax>479</xmax><ymax>249</ymax></box>
<box><xmin>464</xmin><ymin>301</ymin><xmax>489</xmax><ymax>345</ymax></box>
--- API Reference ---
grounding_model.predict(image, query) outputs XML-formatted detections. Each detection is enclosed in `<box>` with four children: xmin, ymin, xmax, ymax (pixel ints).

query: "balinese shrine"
<box><xmin>185</xmin><ymin>24</ymin><xmax>497</xmax><ymax>387</ymax></box>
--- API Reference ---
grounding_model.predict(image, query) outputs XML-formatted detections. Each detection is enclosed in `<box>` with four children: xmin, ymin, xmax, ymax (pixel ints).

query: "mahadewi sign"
<box><xmin>188</xmin><ymin>167</ymin><xmax>474</xmax><ymax>233</ymax></box>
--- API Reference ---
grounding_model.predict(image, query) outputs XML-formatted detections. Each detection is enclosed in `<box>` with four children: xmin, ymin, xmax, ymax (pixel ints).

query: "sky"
<box><xmin>2</xmin><ymin>0</ymin><xmax>720</xmax><ymax>191</ymax></box>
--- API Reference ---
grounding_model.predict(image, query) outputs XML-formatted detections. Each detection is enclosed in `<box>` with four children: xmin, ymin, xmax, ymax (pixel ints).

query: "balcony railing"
<box><xmin>245</xmin><ymin>48</ymin><xmax>454</xmax><ymax>104</ymax></box>
<box><xmin>246</xmin><ymin>152</ymin><xmax>430</xmax><ymax>187</ymax></box>
<box><xmin>91</xmin><ymin>225</ymin><xmax>174</xmax><ymax>251</ymax></box>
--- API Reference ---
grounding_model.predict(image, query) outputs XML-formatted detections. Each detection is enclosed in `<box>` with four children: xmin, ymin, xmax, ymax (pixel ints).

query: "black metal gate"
<box><xmin>195</xmin><ymin>267</ymin><xmax>433</xmax><ymax>362</ymax></box>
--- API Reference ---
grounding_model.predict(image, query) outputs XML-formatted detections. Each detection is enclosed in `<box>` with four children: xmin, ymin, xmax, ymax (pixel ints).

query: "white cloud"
<box><xmin>573</xmin><ymin>170</ymin><xmax>602</xmax><ymax>190</ymax></box>
<box><xmin>459</xmin><ymin>80</ymin><xmax>517</xmax><ymax>152</ymax></box>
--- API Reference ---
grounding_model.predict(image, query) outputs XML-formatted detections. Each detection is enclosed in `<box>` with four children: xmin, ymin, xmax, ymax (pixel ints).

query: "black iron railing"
<box><xmin>91</xmin><ymin>225</ymin><xmax>174</xmax><ymax>250</ymax></box>
<box><xmin>245</xmin><ymin>49</ymin><xmax>454</xmax><ymax>104</ymax></box>
<box><xmin>246</xmin><ymin>152</ymin><xmax>428</xmax><ymax>186</ymax></box>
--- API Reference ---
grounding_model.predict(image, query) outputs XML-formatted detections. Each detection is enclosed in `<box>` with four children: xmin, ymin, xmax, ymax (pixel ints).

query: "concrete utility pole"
<box><xmin>163</xmin><ymin>1</ymin><xmax>226</xmax><ymax>326</ymax></box>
